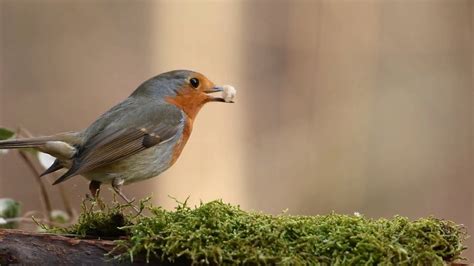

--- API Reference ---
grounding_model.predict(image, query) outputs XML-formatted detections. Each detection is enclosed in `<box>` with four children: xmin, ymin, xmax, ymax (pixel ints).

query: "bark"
<box><xmin>0</xmin><ymin>229</ymin><xmax>130</xmax><ymax>265</ymax></box>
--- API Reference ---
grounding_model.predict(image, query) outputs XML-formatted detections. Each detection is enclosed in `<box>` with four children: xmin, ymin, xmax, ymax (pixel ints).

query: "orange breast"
<box><xmin>165</xmin><ymin>86</ymin><xmax>211</xmax><ymax>165</ymax></box>
<box><xmin>169</xmin><ymin>116</ymin><xmax>193</xmax><ymax>165</ymax></box>
<box><xmin>166</xmin><ymin>90</ymin><xmax>204</xmax><ymax>165</ymax></box>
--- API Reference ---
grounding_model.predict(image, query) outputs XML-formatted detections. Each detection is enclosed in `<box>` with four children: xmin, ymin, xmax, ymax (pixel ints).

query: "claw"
<box><xmin>112</xmin><ymin>178</ymin><xmax>140</xmax><ymax>214</ymax></box>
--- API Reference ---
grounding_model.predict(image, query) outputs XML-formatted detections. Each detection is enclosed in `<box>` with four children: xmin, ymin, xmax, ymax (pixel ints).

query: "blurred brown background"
<box><xmin>1</xmin><ymin>0</ymin><xmax>473</xmax><ymax>260</ymax></box>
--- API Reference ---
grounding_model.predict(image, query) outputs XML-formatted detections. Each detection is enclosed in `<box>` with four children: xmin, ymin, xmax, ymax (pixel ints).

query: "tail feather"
<box><xmin>0</xmin><ymin>132</ymin><xmax>80</xmax><ymax>154</ymax></box>
<box><xmin>40</xmin><ymin>159</ymin><xmax>64</xmax><ymax>177</ymax></box>
<box><xmin>0</xmin><ymin>137</ymin><xmax>54</xmax><ymax>149</ymax></box>
<box><xmin>52</xmin><ymin>164</ymin><xmax>78</xmax><ymax>185</ymax></box>
<box><xmin>0</xmin><ymin>132</ymin><xmax>80</xmax><ymax>179</ymax></box>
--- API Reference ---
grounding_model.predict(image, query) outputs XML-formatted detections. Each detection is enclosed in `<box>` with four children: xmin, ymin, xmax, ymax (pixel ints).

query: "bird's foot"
<box><xmin>112</xmin><ymin>178</ymin><xmax>140</xmax><ymax>214</ymax></box>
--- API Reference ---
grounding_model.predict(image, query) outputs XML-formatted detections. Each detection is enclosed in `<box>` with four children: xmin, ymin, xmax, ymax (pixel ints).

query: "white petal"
<box><xmin>0</xmin><ymin>217</ymin><xmax>6</xmax><ymax>225</ymax></box>
<box><xmin>38</xmin><ymin>152</ymin><xmax>56</xmax><ymax>169</ymax></box>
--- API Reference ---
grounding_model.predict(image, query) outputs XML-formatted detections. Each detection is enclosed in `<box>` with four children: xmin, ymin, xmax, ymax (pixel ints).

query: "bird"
<box><xmin>0</xmin><ymin>70</ymin><xmax>235</xmax><ymax>211</ymax></box>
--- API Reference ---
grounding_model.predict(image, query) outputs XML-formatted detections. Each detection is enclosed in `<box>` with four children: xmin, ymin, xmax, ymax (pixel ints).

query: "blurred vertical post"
<box><xmin>242</xmin><ymin>1</ymin><xmax>380</xmax><ymax>213</ymax></box>
<box><xmin>149</xmin><ymin>1</ymin><xmax>246</xmax><ymax>208</ymax></box>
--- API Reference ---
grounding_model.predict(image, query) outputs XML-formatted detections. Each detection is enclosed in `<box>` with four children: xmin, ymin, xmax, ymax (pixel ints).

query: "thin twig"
<box><xmin>15</xmin><ymin>128</ymin><xmax>52</xmax><ymax>221</ymax></box>
<box><xmin>2</xmin><ymin>217</ymin><xmax>65</xmax><ymax>227</ymax></box>
<box><xmin>18</xmin><ymin>127</ymin><xmax>74</xmax><ymax>218</ymax></box>
<box><xmin>22</xmin><ymin>210</ymin><xmax>44</xmax><ymax>219</ymax></box>
<box><xmin>17</xmin><ymin>127</ymin><xmax>34</xmax><ymax>139</ymax></box>
<box><xmin>17</xmin><ymin>150</ymin><xmax>52</xmax><ymax>221</ymax></box>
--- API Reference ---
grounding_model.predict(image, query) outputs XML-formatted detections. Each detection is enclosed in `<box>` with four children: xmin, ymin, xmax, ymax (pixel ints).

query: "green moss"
<box><xmin>53</xmin><ymin>199</ymin><xmax>133</xmax><ymax>238</ymax></box>
<box><xmin>56</xmin><ymin>199</ymin><xmax>467</xmax><ymax>265</ymax></box>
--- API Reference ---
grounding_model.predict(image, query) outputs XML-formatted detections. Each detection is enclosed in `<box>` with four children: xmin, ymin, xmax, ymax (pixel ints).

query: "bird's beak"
<box><xmin>205</xmin><ymin>86</ymin><xmax>234</xmax><ymax>103</ymax></box>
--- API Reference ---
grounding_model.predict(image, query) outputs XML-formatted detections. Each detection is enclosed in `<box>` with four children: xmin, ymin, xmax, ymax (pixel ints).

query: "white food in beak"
<box><xmin>222</xmin><ymin>85</ymin><xmax>236</xmax><ymax>102</ymax></box>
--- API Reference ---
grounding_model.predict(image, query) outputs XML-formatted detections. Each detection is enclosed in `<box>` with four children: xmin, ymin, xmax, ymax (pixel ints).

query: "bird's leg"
<box><xmin>89</xmin><ymin>180</ymin><xmax>101</xmax><ymax>198</ymax></box>
<box><xmin>112</xmin><ymin>178</ymin><xmax>140</xmax><ymax>213</ymax></box>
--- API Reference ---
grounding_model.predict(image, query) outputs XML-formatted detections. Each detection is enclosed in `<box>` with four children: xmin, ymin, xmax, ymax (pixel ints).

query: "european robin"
<box><xmin>0</xmin><ymin>70</ymin><xmax>236</xmax><ymax>211</ymax></box>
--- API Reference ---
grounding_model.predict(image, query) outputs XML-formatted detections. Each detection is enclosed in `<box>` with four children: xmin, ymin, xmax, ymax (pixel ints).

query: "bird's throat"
<box><xmin>165</xmin><ymin>88</ymin><xmax>208</xmax><ymax>120</ymax></box>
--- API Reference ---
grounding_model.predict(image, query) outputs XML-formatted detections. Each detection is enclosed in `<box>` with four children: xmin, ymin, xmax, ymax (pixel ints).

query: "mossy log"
<box><xmin>0</xmin><ymin>229</ymin><xmax>468</xmax><ymax>265</ymax></box>
<box><xmin>1</xmin><ymin>200</ymin><xmax>468</xmax><ymax>265</ymax></box>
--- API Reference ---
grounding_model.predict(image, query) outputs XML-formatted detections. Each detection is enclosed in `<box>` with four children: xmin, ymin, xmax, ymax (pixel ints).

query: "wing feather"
<box><xmin>53</xmin><ymin>104</ymin><xmax>184</xmax><ymax>185</ymax></box>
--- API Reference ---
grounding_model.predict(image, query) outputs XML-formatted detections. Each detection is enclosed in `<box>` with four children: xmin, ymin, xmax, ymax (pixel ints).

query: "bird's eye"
<box><xmin>190</xmin><ymin>78</ymin><xmax>200</xmax><ymax>88</ymax></box>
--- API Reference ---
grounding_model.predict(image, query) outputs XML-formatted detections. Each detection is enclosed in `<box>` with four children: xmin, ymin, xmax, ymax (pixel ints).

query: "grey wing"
<box><xmin>52</xmin><ymin>103</ymin><xmax>184</xmax><ymax>185</ymax></box>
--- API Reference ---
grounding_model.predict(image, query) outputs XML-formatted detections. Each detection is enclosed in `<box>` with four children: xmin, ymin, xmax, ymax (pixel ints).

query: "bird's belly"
<box><xmin>83</xmin><ymin>140</ymin><xmax>177</xmax><ymax>184</ymax></box>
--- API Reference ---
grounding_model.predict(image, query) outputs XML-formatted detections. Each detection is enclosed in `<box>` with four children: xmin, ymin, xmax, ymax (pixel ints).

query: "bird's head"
<box><xmin>132</xmin><ymin>70</ymin><xmax>234</xmax><ymax>119</ymax></box>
